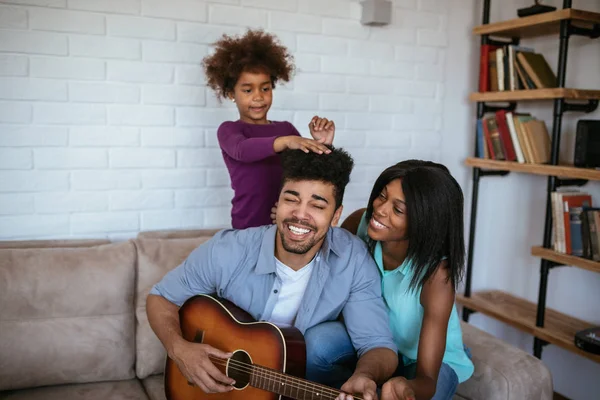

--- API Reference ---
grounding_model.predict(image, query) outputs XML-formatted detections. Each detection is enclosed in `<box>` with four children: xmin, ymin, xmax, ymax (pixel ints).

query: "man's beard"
<box><xmin>279</xmin><ymin>219</ymin><xmax>324</xmax><ymax>255</ymax></box>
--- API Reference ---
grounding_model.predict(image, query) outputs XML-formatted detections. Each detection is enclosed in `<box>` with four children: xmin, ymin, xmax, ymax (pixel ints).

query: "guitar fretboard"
<box><xmin>249</xmin><ymin>364</ymin><xmax>345</xmax><ymax>400</ymax></box>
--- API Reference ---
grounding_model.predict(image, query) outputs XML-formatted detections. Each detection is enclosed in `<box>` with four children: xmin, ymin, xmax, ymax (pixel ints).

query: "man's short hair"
<box><xmin>280</xmin><ymin>145</ymin><xmax>354</xmax><ymax>209</ymax></box>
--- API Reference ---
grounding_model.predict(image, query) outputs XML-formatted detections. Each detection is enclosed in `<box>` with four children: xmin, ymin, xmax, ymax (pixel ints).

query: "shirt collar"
<box><xmin>321</xmin><ymin>227</ymin><xmax>342</xmax><ymax>263</ymax></box>
<box><xmin>255</xmin><ymin>225</ymin><xmax>340</xmax><ymax>274</ymax></box>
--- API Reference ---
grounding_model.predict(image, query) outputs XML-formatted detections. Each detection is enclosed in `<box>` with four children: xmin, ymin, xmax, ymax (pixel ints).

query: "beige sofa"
<box><xmin>0</xmin><ymin>229</ymin><xmax>553</xmax><ymax>400</ymax></box>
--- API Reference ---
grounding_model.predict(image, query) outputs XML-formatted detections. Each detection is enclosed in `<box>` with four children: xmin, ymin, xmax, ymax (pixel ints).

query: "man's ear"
<box><xmin>331</xmin><ymin>205</ymin><xmax>343</xmax><ymax>227</ymax></box>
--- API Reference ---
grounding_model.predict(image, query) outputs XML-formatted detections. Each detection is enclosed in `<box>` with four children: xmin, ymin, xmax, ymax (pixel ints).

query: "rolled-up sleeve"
<box><xmin>342</xmin><ymin>250</ymin><xmax>398</xmax><ymax>358</ymax></box>
<box><xmin>149</xmin><ymin>237</ymin><xmax>221</xmax><ymax>307</ymax></box>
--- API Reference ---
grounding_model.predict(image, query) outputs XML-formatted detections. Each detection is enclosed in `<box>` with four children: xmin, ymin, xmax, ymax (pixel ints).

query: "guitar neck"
<box><xmin>249</xmin><ymin>364</ymin><xmax>344</xmax><ymax>400</ymax></box>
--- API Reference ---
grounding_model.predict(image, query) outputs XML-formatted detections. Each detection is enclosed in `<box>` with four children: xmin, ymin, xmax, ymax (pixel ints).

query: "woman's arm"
<box><xmin>340</xmin><ymin>208</ymin><xmax>366</xmax><ymax>235</ymax></box>
<box><xmin>407</xmin><ymin>262</ymin><xmax>455</xmax><ymax>399</ymax></box>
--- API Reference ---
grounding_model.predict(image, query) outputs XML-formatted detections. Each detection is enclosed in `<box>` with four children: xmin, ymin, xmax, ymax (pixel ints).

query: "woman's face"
<box><xmin>367</xmin><ymin>178</ymin><xmax>408</xmax><ymax>243</ymax></box>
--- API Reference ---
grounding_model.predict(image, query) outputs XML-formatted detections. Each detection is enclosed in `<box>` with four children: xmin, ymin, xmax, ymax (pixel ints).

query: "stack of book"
<box><xmin>551</xmin><ymin>190</ymin><xmax>600</xmax><ymax>260</ymax></box>
<box><xmin>479</xmin><ymin>44</ymin><xmax>558</xmax><ymax>92</ymax></box>
<box><xmin>476</xmin><ymin>110</ymin><xmax>550</xmax><ymax>163</ymax></box>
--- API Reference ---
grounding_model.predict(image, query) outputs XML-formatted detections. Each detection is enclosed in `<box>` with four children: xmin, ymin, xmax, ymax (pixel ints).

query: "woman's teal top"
<box><xmin>357</xmin><ymin>213</ymin><xmax>474</xmax><ymax>382</ymax></box>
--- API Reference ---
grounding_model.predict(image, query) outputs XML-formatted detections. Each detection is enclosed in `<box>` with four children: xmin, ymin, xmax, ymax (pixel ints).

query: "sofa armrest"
<box><xmin>456</xmin><ymin>321</ymin><xmax>553</xmax><ymax>400</ymax></box>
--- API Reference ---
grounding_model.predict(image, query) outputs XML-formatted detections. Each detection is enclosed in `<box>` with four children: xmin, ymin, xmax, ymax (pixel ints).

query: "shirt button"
<box><xmin>274</xmin><ymin>289</ymin><xmax>278</xmax><ymax>293</ymax></box>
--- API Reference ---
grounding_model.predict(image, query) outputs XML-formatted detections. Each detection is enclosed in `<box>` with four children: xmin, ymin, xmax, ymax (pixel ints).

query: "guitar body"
<box><xmin>165</xmin><ymin>294</ymin><xmax>306</xmax><ymax>400</ymax></box>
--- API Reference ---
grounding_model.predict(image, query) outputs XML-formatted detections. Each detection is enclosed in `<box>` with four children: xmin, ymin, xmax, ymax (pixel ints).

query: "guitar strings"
<box><xmin>209</xmin><ymin>357</ymin><xmax>351</xmax><ymax>400</ymax></box>
<box><xmin>207</xmin><ymin>355</ymin><xmax>365</xmax><ymax>400</ymax></box>
<box><xmin>209</xmin><ymin>356</ymin><xmax>340</xmax><ymax>397</ymax></box>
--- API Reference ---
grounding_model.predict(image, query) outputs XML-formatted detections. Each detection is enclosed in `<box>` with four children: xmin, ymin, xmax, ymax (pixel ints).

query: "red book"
<box><xmin>495</xmin><ymin>110</ymin><xmax>516</xmax><ymax>161</ymax></box>
<box><xmin>481</xmin><ymin>117</ymin><xmax>496</xmax><ymax>159</ymax></box>
<box><xmin>479</xmin><ymin>44</ymin><xmax>500</xmax><ymax>92</ymax></box>
<box><xmin>562</xmin><ymin>194</ymin><xmax>592</xmax><ymax>254</ymax></box>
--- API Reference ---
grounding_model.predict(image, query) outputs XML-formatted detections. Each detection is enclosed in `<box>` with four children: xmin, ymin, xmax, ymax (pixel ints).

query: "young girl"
<box><xmin>342</xmin><ymin>160</ymin><xmax>474</xmax><ymax>400</ymax></box>
<box><xmin>203</xmin><ymin>29</ymin><xmax>335</xmax><ymax>229</ymax></box>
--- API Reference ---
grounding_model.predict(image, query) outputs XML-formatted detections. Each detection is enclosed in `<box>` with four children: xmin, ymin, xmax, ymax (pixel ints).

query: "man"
<box><xmin>146</xmin><ymin>146</ymin><xmax>398</xmax><ymax>400</ymax></box>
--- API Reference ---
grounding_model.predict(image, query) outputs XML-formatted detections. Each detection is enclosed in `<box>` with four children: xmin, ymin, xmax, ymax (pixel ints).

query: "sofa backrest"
<box><xmin>134</xmin><ymin>229</ymin><xmax>220</xmax><ymax>379</ymax></box>
<box><xmin>0</xmin><ymin>238</ymin><xmax>110</xmax><ymax>249</ymax></box>
<box><xmin>0</xmin><ymin>240</ymin><xmax>137</xmax><ymax>391</ymax></box>
<box><xmin>137</xmin><ymin>229</ymin><xmax>221</xmax><ymax>240</ymax></box>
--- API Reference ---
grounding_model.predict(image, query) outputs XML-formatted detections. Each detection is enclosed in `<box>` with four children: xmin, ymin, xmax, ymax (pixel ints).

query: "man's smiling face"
<box><xmin>275</xmin><ymin>179</ymin><xmax>342</xmax><ymax>256</ymax></box>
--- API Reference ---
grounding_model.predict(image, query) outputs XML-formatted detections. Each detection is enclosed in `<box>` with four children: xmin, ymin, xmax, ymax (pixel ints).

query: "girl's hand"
<box><xmin>270</xmin><ymin>202</ymin><xmax>278</xmax><ymax>224</ymax></box>
<box><xmin>273</xmin><ymin>136</ymin><xmax>332</xmax><ymax>154</ymax></box>
<box><xmin>381</xmin><ymin>377</ymin><xmax>416</xmax><ymax>400</ymax></box>
<box><xmin>309</xmin><ymin>116</ymin><xmax>335</xmax><ymax>145</ymax></box>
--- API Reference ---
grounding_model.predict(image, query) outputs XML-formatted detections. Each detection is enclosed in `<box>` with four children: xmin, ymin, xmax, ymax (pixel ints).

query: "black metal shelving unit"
<box><xmin>461</xmin><ymin>0</ymin><xmax>600</xmax><ymax>361</ymax></box>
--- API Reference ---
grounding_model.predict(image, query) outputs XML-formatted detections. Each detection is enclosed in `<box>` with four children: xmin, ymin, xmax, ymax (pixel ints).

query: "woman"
<box><xmin>341</xmin><ymin>160</ymin><xmax>473</xmax><ymax>400</ymax></box>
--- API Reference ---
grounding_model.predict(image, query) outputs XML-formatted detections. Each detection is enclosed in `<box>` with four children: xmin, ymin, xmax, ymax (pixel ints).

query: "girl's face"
<box><xmin>368</xmin><ymin>178</ymin><xmax>408</xmax><ymax>243</ymax></box>
<box><xmin>230</xmin><ymin>70</ymin><xmax>273</xmax><ymax>125</ymax></box>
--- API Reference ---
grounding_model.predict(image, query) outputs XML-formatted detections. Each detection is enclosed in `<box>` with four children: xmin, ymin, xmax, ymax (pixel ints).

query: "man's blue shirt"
<box><xmin>150</xmin><ymin>224</ymin><xmax>398</xmax><ymax>357</ymax></box>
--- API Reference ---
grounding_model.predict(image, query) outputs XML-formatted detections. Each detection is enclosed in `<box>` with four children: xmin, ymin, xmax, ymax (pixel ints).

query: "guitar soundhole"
<box><xmin>227</xmin><ymin>350</ymin><xmax>252</xmax><ymax>390</ymax></box>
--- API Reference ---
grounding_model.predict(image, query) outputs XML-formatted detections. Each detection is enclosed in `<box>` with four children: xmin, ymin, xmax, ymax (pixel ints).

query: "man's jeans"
<box><xmin>305</xmin><ymin>320</ymin><xmax>358</xmax><ymax>389</ymax></box>
<box><xmin>304</xmin><ymin>321</ymin><xmax>459</xmax><ymax>400</ymax></box>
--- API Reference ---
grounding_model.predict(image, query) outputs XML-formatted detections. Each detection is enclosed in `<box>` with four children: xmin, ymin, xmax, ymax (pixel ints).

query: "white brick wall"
<box><xmin>0</xmin><ymin>54</ymin><xmax>28</xmax><ymax>76</ymax></box>
<box><xmin>69</xmin><ymin>36</ymin><xmax>141</xmax><ymax>60</ymax></box>
<box><xmin>0</xmin><ymin>0</ymin><xmax>448</xmax><ymax>240</ymax></box>
<box><xmin>142</xmin><ymin>0</ymin><xmax>207</xmax><ymax>22</ymax></box>
<box><xmin>29</xmin><ymin>8</ymin><xmax>105</xmax><ymax>35</ymax></box>
<box><xmin>31</xmin><ymin>57</ymin><xmax>106</xmax><ymax>80</ymax></box>
<box><xmin>0</xmin><ymin>77</ymin><xmax>67</xmax><ymax>101</ymax></box>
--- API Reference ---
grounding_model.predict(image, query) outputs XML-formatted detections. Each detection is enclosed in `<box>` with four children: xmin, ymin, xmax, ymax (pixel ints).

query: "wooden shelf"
<box><xmin>457</xmin><ymin>290</ymin><xmax>600</xmax><ymax>364</ymax></box>
<box><xmin>470</xmin><ymin>88</ymin><xmax>600</xmax><ymax>102</ymax></box>
<box><xmin>465</xmin><ymin>157</ymin><xmax>600</xmax><ymax>181</ymax></box>
<box><xmin>532</xmin><ymin>246</ymin><xmax>600</xmax><ymax>274</ymax></box>
<box><xmin>473</xmin><ymin>8</ymin><xmax>600</xmax><ymax>38</ymax></box>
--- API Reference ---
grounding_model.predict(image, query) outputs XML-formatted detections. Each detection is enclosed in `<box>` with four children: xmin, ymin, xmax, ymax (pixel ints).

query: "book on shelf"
<box><xmin>508</xmin><ymin>45</ymin><xmax>534</xmax><ymax>91</ymax></box>
<box><xmin>496</xmin><ymin>48</ymin><xmax>505</xmax><ymax>92</ymax></box>
<box><xmin>551</xmin><ymin>191</ymin><xmax>600</xmax><ymax>260</ymax></box>
<box><xmin>476</xmin><ymin>112</ymin><xmax>550</xmax><ymax>164</ymax></box>
<box><xmin>489</xmin><ymin>48</ymin><xmax>499</xmax><ymax>92</ymax></box>
<box><xmin>495</xmin><ymin>110</ymin><xmax>516</xmax><ymax>161</ymax></box>
<box><xmin>517</xmin><ymin>52</ymin><xmax>558</xmax><ymax>89</ymax></box>
<box><xmin>478</xmin><ymin>44</ymin><xmax>499</xmax><ymax>92</ymax></box>
<box><xmin>582</xmin><ymin>208</ymin><xmax>600</xmax><ymax>261</ymax></box>
<box><xmin>477</xmin><ymin>43</ymin><xmax>557</xmax><ymax>92</ymax></box>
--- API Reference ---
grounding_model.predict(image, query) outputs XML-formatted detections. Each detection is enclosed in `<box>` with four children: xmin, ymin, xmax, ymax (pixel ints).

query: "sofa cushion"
<box><xmin>134</xmin><ymin>236</ymin><xmax>215</xmax><ymax>379</ymax></box>
<box><xmin>456</xmin><ymin>321</ymin><xmax>553</xmax><ymax>400</ymax></box>
<box><xmin>0</xmin><ymin>379</ymin><xmax>148</xmax><ymax>400</ymax></box>
<box><xmin>142</xmin><ymin>375</ymin><xmax>166</xmax><ymax>400</ymax></box>
<box><xmin>0</xmin><ymin>242</ymin><xmax>137</xmax><ymax>391</ymax></box>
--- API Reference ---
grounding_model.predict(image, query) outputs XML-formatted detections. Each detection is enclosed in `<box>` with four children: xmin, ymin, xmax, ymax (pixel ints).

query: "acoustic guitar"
<box><xmin>165</xmin><ymin>294</ymin><xmax>362</xmax><ymax>400</ymax></box>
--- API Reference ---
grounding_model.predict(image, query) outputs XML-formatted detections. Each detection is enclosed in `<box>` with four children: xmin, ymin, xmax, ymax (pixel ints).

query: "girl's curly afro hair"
<box><xmin>202</xmin><ymin>29</ymin><xmax>295</xmax><ymax>100</ymax></box>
